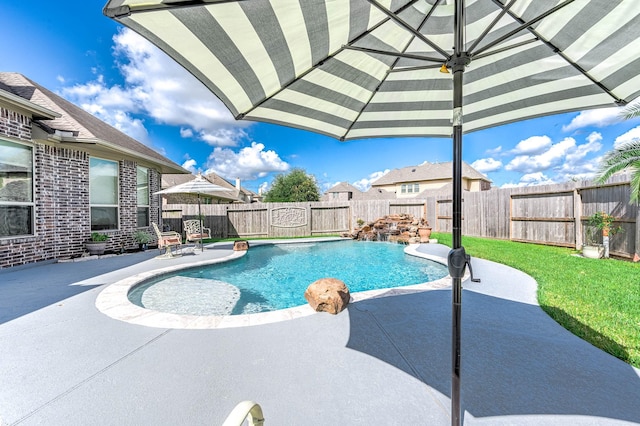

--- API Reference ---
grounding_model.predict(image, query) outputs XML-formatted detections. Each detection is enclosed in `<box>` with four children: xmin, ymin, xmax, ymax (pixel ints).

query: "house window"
<box><xmin>414</xmin><ymin>183</ymin><xmax>419</xmax><ymax>193</ymax></box>
<box><xmin>0</xmin><ymin>140</ymin><xmax>34</xmax><ymax>237</ymax></box>
<box><xmin>401</xmin><ymin>184</ymin><xmax>407</xmax><ymax>193</ymax></box>
<box><xmin>407</xmin><ymin>184</ymin><xmax>413</xmax><ymax>193</ymax></box>
<box><xmin>90</xmin><ymin>158</ymin><xmax>119</xmax><ymax>231</ymax></box>
<box><xmin>136</xmin><ymin>166</ymin><xmax>149</xmax><ymax>227</ymax></box>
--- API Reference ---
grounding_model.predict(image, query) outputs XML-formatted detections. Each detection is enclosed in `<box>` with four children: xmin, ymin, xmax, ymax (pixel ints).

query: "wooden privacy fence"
<box><xmin>162</xmin><ymin>173</ymin><xmax>639</xmax><ymax>258</ymax></box>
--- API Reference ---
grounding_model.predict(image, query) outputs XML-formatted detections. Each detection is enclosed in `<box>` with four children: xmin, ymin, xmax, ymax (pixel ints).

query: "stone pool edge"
<box><xmin>95</xmin><ymin>241</ymin><xmax>452</xmax><ymax>330</ymax></box>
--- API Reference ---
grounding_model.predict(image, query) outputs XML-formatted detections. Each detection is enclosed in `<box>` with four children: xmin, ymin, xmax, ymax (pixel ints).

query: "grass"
<box><xmin>432</xmin><ymin>232</ymin><xmax>640</xmax><ymax>368</ymax></box>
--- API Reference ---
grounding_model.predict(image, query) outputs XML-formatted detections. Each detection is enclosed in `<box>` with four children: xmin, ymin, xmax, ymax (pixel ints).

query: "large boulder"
<box><xmin>233</xmin><ymin>240</ymin><xmax>249</xmax><ymax>251</ymax></box>
<box><xmin>304</xmin><ymin>278</ymin><xmax>350</xmax><ymax>314</ymax></box>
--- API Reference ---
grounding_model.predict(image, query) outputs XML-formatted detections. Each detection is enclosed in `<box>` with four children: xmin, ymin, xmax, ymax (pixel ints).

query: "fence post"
<box><xmin>635</xmin><ymin>201</ymin><xmax>640</xmax><ymax>261</ymax></box>
<box><xmin>574</xmin><ymin>187</ymin><xmax>582</xmax><ymax>249</ymax></box>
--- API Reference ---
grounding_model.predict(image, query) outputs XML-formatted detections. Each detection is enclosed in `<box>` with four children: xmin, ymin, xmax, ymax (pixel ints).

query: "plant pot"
<box><xmin>85</xmin><ymin>241</ymin><xmax>107</xmax><ymax>256</ymax></box>
<box><xmin>139</xmin><ymin>243</ymin><xmax>148</xmax><ymax>251</ymax></box>
<box><xmin>417</xmin><ymin>227</ymin><xmax>432</xmax><ymax>242</ymax></box>
<box><xmin>582</xmin><ymin>245</ymin><xmax>603</xmax><ymax>259</ymax></box>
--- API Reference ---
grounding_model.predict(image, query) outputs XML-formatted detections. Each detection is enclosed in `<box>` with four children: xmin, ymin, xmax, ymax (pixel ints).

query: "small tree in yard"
<box><xmin>263</xmin><ymin>168</ymin><xmax>320</xmax><ymax>202</ymax></box>
<box><xmin>596</xmin><ymin>102</ymin><xmax>640</xmax><ymax>203</ymax></box>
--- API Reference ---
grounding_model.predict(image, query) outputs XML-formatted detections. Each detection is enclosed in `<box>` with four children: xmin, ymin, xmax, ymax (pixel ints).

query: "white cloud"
<box><xmin>471</xmin><ymin>158</ymin><xmax>502</xmax><ymax>173</ymax></box>
<box><xmin>505</xmin><ymin>137</ymin><xmax>576</xmax><ymax>174</ymax></box>
<box><xmin>321</xmin><ymin>181</ymin><xmax>342</xmax><ymax>192</ymax></box>
<box><xmin>257</xmin><ymin>181</ymin><xmax>269</xmax><ymax>195</ymax></box>
<box><xmin>203</xmin><ymin>142</ymin><xmax>289</xmax><ymax>180</ymax></box>
<box><xmin>352</xmin><ymin>169</ymin><xmax>390</xmax><ymax>191</ymax></box>
<box><xmin>60</xmin><ymin>28</ymin><xmax>249</xmax><ymax>147</ymax></box>
<box><xmin>182</xmin><ymin>158</ymin><xmax>197</xmax><ymax>173</ymax></box>
<box><xmin>486</xmin><ymin>145</ymin><xmax>502</xmax><ymax>155</ymax></box>
<box><xmin>199</xmin><ymin>128</ymin><xmax>248</xmax><ymax>147</ymax></box>
<box><xmin>562</xmin><ymin>107</ymin><xmax>623</xmax><ymax>132</ymax></box>
<box><xmin>500</xmin><ymin>172</ymin><xmax>555</xmax><ymax>188</ymax></box>
<box><xmin>502</xmin><ymin>132</ymin><xmax>604</xmax><ymax>185</ymax></box>
<box><xmin>613</xmin><ymin>125</ymin><xmax>640</xmax><ymax>149</ymax></box>
<box><xmin>511</xmin><ymin>135</ymin><xmax>552</xmax><ymax>155</ymax></box>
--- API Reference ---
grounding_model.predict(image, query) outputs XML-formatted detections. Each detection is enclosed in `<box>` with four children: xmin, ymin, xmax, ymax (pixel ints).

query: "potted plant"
<box><xmin>582</xmin><ymin>226</ymin><xmax>604</xmax><ymax>259</ymax></box>
<box><xmin>417</xmin><ymin>218</ymin><xmax>432</xmax><ymax>243</ymax></box>
<box><xmin>132</xmin><ymin>230</ymin><xmax>153</xmax><ymax>251</ymax></box>
<box><xmin>583</xmin><ymin>212</ymin><xmax>623</xmax><ymax>258</ymax></box>
<box><xmin>85</xmin><ymin>232</ymin><xmax>109</xmax><ymax>255</ymax></box>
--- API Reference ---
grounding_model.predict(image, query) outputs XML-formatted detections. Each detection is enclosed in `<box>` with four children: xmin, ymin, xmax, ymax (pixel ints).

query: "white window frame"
<box><xmin>136</xmin><ymin>166</ymin><xmax>150</xmax><ymax>228</ymax></box>
<box><xmin>89</xmin><ymin>157</ymin><xmax>119</xmax><ymax>231</ymax></box>
<box><xmin>0</xmin><ymin>139</ymin><xmax>35</xmax><ymax>238</ymax></box>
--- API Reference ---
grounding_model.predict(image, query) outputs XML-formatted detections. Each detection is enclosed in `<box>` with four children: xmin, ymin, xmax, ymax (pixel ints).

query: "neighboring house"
<box><xmin>161</xmin><ymin>173</ymin><xmax>258</xmax><ymax>204</ymax></box>
<box><xmin>322</xmin><ymin>182</ymin><xmax>363</xmax><ymax>201</ymax></box>
<box><xmin>371</xmin><ymin>161</ymin><xmax>491</xmax><ymax>198</ymax></box>
<box><xmin>0</xmin><ymin>73</ymin><xmax>187</xmax><ymax>268</ymax></box>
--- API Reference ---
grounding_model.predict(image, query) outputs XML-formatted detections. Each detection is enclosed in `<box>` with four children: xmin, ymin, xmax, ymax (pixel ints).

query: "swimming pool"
<box><xmin>128</xmin><ymin>240</ymin><xmax>448</xmax><ymax>316</ymax></box>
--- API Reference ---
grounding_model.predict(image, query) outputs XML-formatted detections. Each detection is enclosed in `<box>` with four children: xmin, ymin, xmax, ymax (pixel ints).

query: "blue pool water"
<box><xmin>129</xmin><ymin>240</ymin><xmax>448</xmax><ymax>316</ymax></box>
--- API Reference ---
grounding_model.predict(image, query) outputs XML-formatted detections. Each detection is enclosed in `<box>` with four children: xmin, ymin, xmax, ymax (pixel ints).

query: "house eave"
<box><xmin>50</xmin><ymin>136</ymin><xmax>188</xmax><ymax>174</ymax></box>
<box><xmin>0</xmin><ymin>88</ymin><xmax>60</xmax><ymax>120</ymax></box>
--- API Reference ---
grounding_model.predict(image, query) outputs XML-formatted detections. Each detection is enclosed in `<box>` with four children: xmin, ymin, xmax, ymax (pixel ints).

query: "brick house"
<box><xmin>0</xmin><ymin>73</ymin><xmax>187</xmax><ymax>268</ymax></box>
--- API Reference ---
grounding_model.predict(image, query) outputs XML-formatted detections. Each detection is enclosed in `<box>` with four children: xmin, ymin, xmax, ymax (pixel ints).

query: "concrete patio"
<box><xmin>0</xmin><ymin>242</ymin><xmax>639</xmax><ymax>425</ymax></box>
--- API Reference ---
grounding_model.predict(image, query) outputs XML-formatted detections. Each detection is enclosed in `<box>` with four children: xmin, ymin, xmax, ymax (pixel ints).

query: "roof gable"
<box><xmin>326</xmin><ymin>182</ymin><xmax>361</xmax><ymax>194</ymax></box>
<box><xmin>0</xmin><ymin>73</ymin><xmax>185</xmax><ymax>173</ymax></box>
<box><xmin>371</xmin><ymin>161</ymin><xmax>490</xmax><ymax>186</ymax></box>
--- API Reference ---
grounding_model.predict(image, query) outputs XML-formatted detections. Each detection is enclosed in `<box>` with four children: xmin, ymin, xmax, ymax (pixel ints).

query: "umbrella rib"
<box><xmin>471</xmin><ymin>38</ymin><xmax>538</xmax><ymax>61</ymax></box>
<box><xmin>467</xmin><ymin>0</ymin><xmax>517</xmax><ymax>54</ymax></box>
<box><xmin>342</xmin><ymin>46</ymin><xmax>443</xmax><ymax>64</ymax></box>
<box><xmin>472</xmin><ymin>0</ymin><xmax>575</xmax><ymax>57</ymax></box>
<box><xmin>104</xmin><ymin>0</ymin><xmax>245</xmax><ymax>18</ymax></box>
<box><xmin>340</xmin><ymin>0</ymin><xmax>441</xmax><ymax>140</ymax></box>
<box><xmin>365</xmin><ymin>0</ymin><xmax>449</xmax><ymax>59</ymax></box>
<box><xmin>388</xmin><ymin>63</ymin><xmax>446</xmax><ymax>73</ymax></box>
<box><xmin>490</xmin><ymin>0</ymin><xmax>627</xmax><ymax>105</ymax></box>
<box><xmin>236</xmin><ymin>0</ymin><xmax>424</xmax><ymax>120</ymax></box>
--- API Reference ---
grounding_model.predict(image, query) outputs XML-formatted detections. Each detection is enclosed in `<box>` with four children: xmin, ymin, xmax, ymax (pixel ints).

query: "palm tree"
<box><xmin>595</xmin><ymin>102</ymin><xmax>640</xmax><ymax>204</ymax></box>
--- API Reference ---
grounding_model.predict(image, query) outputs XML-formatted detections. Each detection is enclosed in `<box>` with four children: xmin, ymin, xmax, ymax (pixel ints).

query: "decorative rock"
<box><xmin>304</xmin><ymin>278</ymin><xmax>350</xmax><ymax>314</ymax></box>
<box><xmin>233</xmin><ymin>240</ymin><xmax>249</xmax><ymax>251</ymax></box>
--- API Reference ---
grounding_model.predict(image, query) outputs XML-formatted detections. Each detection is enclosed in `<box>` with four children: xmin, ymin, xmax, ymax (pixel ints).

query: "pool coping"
<box><xmin>95</xmin><ymin>240</ymin><xmax>453</xmax><ymax>329</ymax></box>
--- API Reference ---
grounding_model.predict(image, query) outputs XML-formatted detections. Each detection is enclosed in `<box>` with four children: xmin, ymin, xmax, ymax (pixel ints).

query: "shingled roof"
<box><xmin>325</xmin><ymin>182</ymin><xmax>362</xmax><ymax>194</ymax></box>
<box><xmin>371</xmin><ymin>161</ymin><xmax>490</xmax><ymax>186</ymax></box>
<box><xmin>0</xmin><ymin>72</ymin><xmax>186</xmax><ymax>174</ymax></box>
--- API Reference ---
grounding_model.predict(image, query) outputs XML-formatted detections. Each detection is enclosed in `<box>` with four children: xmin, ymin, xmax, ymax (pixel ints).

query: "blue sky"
<box><xmin>3</xmin><ymin>1</ymin><xmax>640</xmax><ymax>194</ymax></box>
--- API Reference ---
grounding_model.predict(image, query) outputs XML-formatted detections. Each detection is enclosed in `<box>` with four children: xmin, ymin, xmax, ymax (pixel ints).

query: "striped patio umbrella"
<box><xmin>104</xmin><ymin>0</ymin><xmax>640</xmax><ymax>422</ymax></box>
<box><xmin>155</xmin><ymin>173</ymin><xmax>234</xmax><ymax>250</ymax></box>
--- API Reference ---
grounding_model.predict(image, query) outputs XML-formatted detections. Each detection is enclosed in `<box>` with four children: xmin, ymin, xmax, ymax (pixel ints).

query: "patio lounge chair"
<box><xmin>151</xmin><ymin>222</ymin><xmax>182</xmax><ymax>258</ymax></box>
<box><xmin>183</xmin><ymin>219</ymin><xmax>211</xmax><ymax>246</ymax></box>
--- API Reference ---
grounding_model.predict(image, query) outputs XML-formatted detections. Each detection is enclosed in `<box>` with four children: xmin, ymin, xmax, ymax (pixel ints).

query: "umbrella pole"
<box><xmin>198</xmin><ymin>194</ymin><xmax>204</xmax><ymax>252</ymax></box>
<box><xmin>451</xmin><ymin>2</ymin><xmax>465</xmax><ymax>425</ymax></box>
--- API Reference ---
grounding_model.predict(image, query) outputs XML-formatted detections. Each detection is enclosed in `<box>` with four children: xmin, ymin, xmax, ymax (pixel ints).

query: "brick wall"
<box><xmin>0</xmin><ymin>107</ymin><xmax>31</xmax><ymax>141</ymax></box>
<box><xmin>0</xmin><ymin>109</ymin><xmax>165</xmax><ymax>268</ymax></box>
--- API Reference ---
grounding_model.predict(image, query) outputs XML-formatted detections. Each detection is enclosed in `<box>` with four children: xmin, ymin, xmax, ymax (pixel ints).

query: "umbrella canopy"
<box><xmin>104</xmin><ymin>0</ymin><xmax>639</xmax><ymax>139</ymax></box>
<box><xmin>155</xmin><ymin>174</ymin><xmax>234</xmax><ymax>250</ymax></box>
<box><xmin>105</xmin><ymin>0</ymin><xmax>640</xmax><ymax>423</ymax></box>
<box><xmin>155</xmin><ymin>173</ymin><xmax>235</xmax><ymax>199</ymax></box>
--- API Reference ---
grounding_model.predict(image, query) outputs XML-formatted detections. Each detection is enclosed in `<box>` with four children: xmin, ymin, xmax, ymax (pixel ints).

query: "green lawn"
<box><xmin>432</xmin><ymin>232</ymin><xmax>640</xmax><ymax>368</ymax></box>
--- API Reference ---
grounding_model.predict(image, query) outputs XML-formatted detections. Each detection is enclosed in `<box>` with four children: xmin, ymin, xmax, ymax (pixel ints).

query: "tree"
<box><xmin>263</xmin><ymin>168</ymin><xmax>320</xmax><ymax>202</ymax></box>
<box><xmin>595</xmin><ymin>103</ymin><xmax>640</xmax><ymax>203</ymax></box>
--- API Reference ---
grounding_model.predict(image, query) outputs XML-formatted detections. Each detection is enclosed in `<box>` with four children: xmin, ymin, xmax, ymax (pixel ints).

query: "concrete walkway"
<box><xmin>0</xmin><ymin>243</ymin><xmax>638</xmax><ymax>425</ymax></box>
